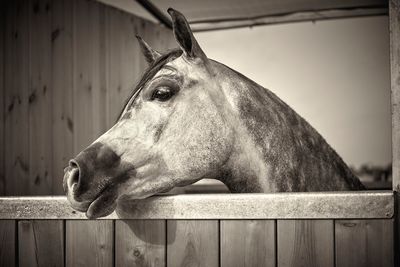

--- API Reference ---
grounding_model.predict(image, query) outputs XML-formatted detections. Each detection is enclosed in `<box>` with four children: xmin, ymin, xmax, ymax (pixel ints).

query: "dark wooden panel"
<box><xmin>66</xmin><ymin>220</ymin><xmax>113</xmax><ymax>267</ymax></box>
<box><xmin>4</xmin><ymin>0</ymin><xmax>30</xmax><ymax>195</ymax></box>
<box><xmin>148</xmin><ymin>20</ymin><xmax>176</xmax><ymax>52</ymax></box>
<box><xmin>28</xmin><ymin>0</ymin><xmax>53</xmax><ymax>194</ymax></box>
<box><xmin>0</xmin><ymin>1</ymin><xmax>5</xmax><ymax>195</ymax></box>
<box><xmin>92</xmin><ymin>3</ymin><xmax>108</xmax><ymax>142</ymax></box>
<box><xmin>18</xmin><ymin>220</ymin><xmax>64</xmax><ymax>267</ymax></box>
<box><xmin>0</xmin><ymin>220</ymin><xmax>16</xmax><ymax>267</ymax></box>
<box><xmin>1</xmin><ymin>0</ymin><xmax>177</xmax><ymax>196</ymax></box>
<box><xmin>277</xmin><ymin>220</ymin><xmax>334</xmax><ymax>267</ymax></box>
<box><xmin>115</xmin><ymin>220</ymin><xmax>166</xmax><ymax>266</ymax></box>
<box><xmin>51</xmin><ymin>0</ymin><xmax>74</xmax><ymax>195</ymax></box>
<box><xmin>105</xmin><ymin>7</ymin><xmax>142</xmax><ymax>127</ymax></box>
<box><xmin>72</xmin><ymin>0</ymin><xmax>106</xmax><ymax>154</ymax></box>
<box><xmin>220</xmin><ymin>220</ymin><xmax>275</xmax><ymax>267</ymax></box>
<box><xmin>167</xmin><ymin>220</ymin><xmax>219</xmax><ymax>267</ymax></box>
<box><xmin>335</xmin><ymin>219</ymin><xmax>394</xmax><ymax>267</ymax></box>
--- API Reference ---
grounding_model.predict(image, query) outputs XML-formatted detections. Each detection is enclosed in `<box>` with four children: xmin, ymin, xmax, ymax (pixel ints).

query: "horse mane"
<box><xmin>118</xmin><ymin>48</ymin><xmax>183</xmax><ymax>120</ymax></box>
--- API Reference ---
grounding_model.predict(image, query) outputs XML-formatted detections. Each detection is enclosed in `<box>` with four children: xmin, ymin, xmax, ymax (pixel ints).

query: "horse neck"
<box><xmin>212</xmin><ymin>61</ymin><xmax>362</xmax><ymax>192</ymax></box>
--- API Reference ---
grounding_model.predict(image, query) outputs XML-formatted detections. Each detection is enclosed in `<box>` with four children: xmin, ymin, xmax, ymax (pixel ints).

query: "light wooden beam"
<box><xmin>390</xmin><ymin>0</ymin><xmax>400</xmax><ymax>194</ymax></box>
<box><xmin>191</xmin><ymin>7</ymin><xmax>388</xmax><ymax>32</ymax></box>
<box><xmin>0</xmin><ymin>191</ymin><xmax>393</xmax><ymax>219</ymax></box>
<box><xmin>389</xmin><ymin>0</ymin><xmax>400</xmax><ymax>264</ymax></box>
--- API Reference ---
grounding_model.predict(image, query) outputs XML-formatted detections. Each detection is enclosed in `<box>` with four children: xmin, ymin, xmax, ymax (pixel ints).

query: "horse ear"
<box><xmin>167</xmin><ymin>8</ymin><xmax>207</xmax><ymax>62</ymax></box>
<box><xmin>136</xmin><ymin>35</ymin><xmax>161</xmax><ymax>64</ymax></box>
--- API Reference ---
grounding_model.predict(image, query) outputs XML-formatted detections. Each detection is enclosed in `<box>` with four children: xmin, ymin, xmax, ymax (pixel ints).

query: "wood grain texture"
<box><xmin>105</xmin><ymin>7</ymin><xmax>142</xmax><ymax>127</ymax></box>
<box><xmin>104</xmin><ymin>8</ymin><xmax>174</xmax><ymax>128</ymax></box>
<box><xmin>1</xmin><ymin>0</ymin><xmax>175</xmax><ymax>196</ymax></box>
<box><xmin>115</xmin><ymin>220</ymin><xmax>166</xmax><ymax>267</ymax></box>
<box><xmin>18</xmin><ymin>220</ymin><xmax>64</xmax><ymax>267</ymax></box>
<box><xmin>116</xmin><ymin>191</ymin><xmax>394</xmax><ymax>219</ymax></box>
<box><xmin>335</xmin><ymin>219</ymin><xmax>394</xmax><ymax>267</ymax></box>
<box><xmin>66</xmin><ymin>220</ymin><xmax>113</xmax><ymax>267</ymax></box>
<box><xmin>73</xmin><ymin>0</ymin><xmax>106</xmax><ymax>154</ymax></box>
<box><xmin>0</xmin><ymin>192</ymin><xmax>394</xmax><ymax>219</ymax></box>
<box><xmin>220</xmin><ymin>220</ymin><xmax>275</xmax><ymax>267</ymax></box>
<box><xmin>0</xmin><ymin>1</ymin><xmax>5</xmax><ymax>195</ymax></box>
<box><xmin>29</xmin><ymin>0</ymin><xmax>53</xmax><ymax>195</ymax></box>
<box><xmin>167</xmin><ymin>220</ymin><xmax>219</xmax><ymax>267</ymax></box>
<box><xmin>51</xmin><ymin>0</ymin><xmax>74</xmax><ymax>195</ymax></box>
<box><xmin>93</xmin><ymin>3</ymin><xmax>108</xmax><ymax>141</ymax></box>
<box><xmin>191</xmin><ymin>7</ymin><xmax>388</xmax><ymax>32</ymax></box>
<box><xmin>390</xmin><ymin>0</ymin><xmax>400</xmax><ymax>192</ymax></box>
<box><xmin>277</xmin><ymin>220</ymin><xmax>334</xmax><ymax>267</ymax></box>
<box><xmin>0</xmin><ymin>220</ymin><xmax>15</xmax><ymax>267</ymax></box>
<box><xmin>389</xmin><ymin>2</ymin><xmax>400</xmax><ymax>263</ymax></box>
<box><xmin>4</xmin><ymin>0</ymin><xmax>30</xmax><ymax>195</ymax></box>
<box><xmin>395</xmin><ymin>194</ymin><xmax>400</xmax><ymax>267</ymax></box>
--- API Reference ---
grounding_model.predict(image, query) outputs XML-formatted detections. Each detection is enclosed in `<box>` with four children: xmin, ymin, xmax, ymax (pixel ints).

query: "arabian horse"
<box><xmin>63</xmin><ymin>8</ymin><xmax>364</xmax><ymax>218</ymax></box>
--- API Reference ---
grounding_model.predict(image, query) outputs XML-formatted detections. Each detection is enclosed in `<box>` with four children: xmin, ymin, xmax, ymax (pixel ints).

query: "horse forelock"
<box><xmin>118</xmin><ymin>48</ymin><xmax>183</xmax><ymax>120</ymax></box>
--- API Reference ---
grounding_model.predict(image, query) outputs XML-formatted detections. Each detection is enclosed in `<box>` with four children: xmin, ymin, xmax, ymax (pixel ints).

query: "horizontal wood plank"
<box><xmin>0</xmin><ymin>191</ymin><xmax>394</xmax><ymax>219</ymax></box>
<box><xmin>191</xmin><ymin>7</ymin><xmax>388</xmax><ymax>32</ymax></box>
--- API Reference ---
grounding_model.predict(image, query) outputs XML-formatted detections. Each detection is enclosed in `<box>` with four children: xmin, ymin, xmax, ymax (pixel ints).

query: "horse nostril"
<box><xmin>67</xmin><ymin>160</ymin><xmax>80</xmax><ymax>192</ymax></box>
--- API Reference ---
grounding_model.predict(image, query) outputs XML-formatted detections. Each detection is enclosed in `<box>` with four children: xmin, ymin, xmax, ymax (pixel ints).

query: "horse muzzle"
<box><xmin>63</xmin><ymin>142</ymin><xmax>122</xmax><ymax>218</ymax></box>
<box><xmin>63</xmin><ymin>163</ymin><xmax>92</xmax><ymax>212</ymax></box>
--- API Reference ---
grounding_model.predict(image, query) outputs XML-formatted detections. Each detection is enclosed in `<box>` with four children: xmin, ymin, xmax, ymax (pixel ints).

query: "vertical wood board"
<box><xmin>0</xmin><ymin>1</ymin><xmax>5</xmax><ymax>195</ymax></box>
<box><xmin>105</xmin><ymin>8</ymin><xmax>141</xmax><ymax>127</ymax></box>
<box><xmin>167</xmin><ymin>220</ymin><xmax>219</xmax><ymax>267</ymax></box>
<box><xmin>66</xmin><ymin>220</ymin><xmax>113</xmax><ymax>267</ymax></box>
<box><xmin>115</xmin><ymin>219</ymin><xmax>166</xmax><ymax>267</ymax></box>
<box><xmin>390</xmin><ymin>0</ymin><xmax>400</xmax><ymax>192</ymax></box>
<box><xmin>51</xmin><ymin>0</ymin><xmax>74</xmax><ymax>195</ymax></box>
<box><xmin>4</xmin><ymin>0</ymin><xmax>31</xmax><ymax>195</ymax></box>
<box><xmin>0</xmin><ymin>220</ymin><xmax>16</xmax><ymax>267</ymax></box>
<box><xmin>389</xmin><ymin>0</ymin><xmax>400</xmax><ymax>262</ymax></box>
<box><xmin>18</xmin><ymin>220</ymin><xmax>64</xmax><ymax>267</ymax></box>
<box><xmin>28</xmin><ymin>0</ymin><xmax>53</xmax><ymax>195</ymax></box>
<box><xmin>335</xmin><ymin>219</ymin><xmax>394</xmax><ymax>267</ymax></box>
<box><xmin>220</xmin><ymin>220</ymin><xmax>276</xmax><ymax>267</ymax></box>
<box><xmin>277</xmin><ymin>220</ymin><xmax>334</xmax><ymax>267</ymax></box>
<box><xmin>73</xmin><ymin>0</ymin><xmax>105</xmax><ymax>154</ymax></box>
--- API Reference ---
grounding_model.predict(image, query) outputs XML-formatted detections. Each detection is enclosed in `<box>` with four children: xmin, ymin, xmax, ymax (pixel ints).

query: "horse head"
<box><xmin>63</xmin><ymin>9</ymin><xmax>235</xmax><ymax>218</ymax></box>
<box><xmin>64</xmin><ymin>8</ymin><xmax>365</xmax><ymax>218</ymax></box>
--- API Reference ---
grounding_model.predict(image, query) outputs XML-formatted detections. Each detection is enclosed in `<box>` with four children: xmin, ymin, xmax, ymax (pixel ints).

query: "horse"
<box><xmin>63</xmin><ymin>8</ymin><xmax>365</xmax><ymax>219</ymax></box>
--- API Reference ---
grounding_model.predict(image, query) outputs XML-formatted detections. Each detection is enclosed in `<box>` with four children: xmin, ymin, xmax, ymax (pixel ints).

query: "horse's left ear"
<box><xmin>167</xmin><ymin>8</ymin><xmax>207</xmax><ymax>62</ymax></box>
<box><xmin>136</xmin><ymin>35</ymin><xmax>161</xmax><ymax>64</ymax></box>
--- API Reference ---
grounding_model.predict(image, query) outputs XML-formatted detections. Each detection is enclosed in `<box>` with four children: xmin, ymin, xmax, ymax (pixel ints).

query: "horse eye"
<box><xmin>151</xmin><ymin>87</ymin><xmax>175</xmax><ymax>102</ymax></box>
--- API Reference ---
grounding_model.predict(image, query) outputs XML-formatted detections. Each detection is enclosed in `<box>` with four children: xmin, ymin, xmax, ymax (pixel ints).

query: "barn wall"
<box><xmin>0</xmin><ymin>0</ymin><xmax>176</xmax><ymax>195</ymax></box>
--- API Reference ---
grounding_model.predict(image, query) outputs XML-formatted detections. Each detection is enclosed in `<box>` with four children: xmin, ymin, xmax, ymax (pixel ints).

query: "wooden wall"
<box><xmin>0</xmin><ymin>0</ymin><xmax>176</xmax><ymax>196</ymax></box>
<box><xmin>0</xmin><ymin>218</ymin><xmax>394</xmax><ymax>267</ymax></box>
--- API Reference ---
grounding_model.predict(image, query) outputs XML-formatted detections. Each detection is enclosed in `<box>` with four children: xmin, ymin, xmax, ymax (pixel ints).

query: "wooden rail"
<box><xmin>0</xmin><ymin>192</ymin><xmax>395</xmax><ymax>266</ymax></box>
<box><xmin>0</xmin><ymin>191</ymin><xmax>394</xmax><ymax>219</ymax></box>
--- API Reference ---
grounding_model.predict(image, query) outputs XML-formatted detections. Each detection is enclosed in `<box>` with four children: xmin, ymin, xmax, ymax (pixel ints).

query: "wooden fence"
<box><xmin>0</xmin><ymin>191</ymin><xmax>395</xmax><ymax>267</ymax></box>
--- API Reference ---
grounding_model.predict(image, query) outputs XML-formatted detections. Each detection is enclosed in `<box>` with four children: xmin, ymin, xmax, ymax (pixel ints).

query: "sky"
<box><xmin>194</xmin><ymin>16</ymin><xmax>391</xmax><ymax>168</ymax></box>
